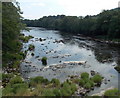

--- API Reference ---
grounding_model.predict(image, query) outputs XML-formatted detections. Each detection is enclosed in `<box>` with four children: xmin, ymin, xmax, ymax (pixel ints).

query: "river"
<box><xmin>20</xmin><ymin>27</ymin><xmax>120</xmax><ymax>95</ymax></box>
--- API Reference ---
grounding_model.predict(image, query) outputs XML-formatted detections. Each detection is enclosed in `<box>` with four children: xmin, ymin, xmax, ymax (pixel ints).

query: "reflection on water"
<box><xmin>20</xmin><ymin>27</ymin><xmax>120</xmax><ymax>95</ymax></box>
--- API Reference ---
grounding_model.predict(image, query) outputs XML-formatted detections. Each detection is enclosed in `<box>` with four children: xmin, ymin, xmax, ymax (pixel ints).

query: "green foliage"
<box><xmin>81</xmin><ymin>72</ymin><xmax>89</xmax><ymax>79</ymax></box>
<box><xmin>3</xmin><ymin>83</ymin><xmax>29</xmax><ymax>96</ymax></box>
<box><xmin>88</xmin><ymin>80</ymin><xmax>94</xmax><ymax>87</ymax></box>
<box><xmin>72</xmin><ymin>78</ymin><xmax>81</xmax><ymax>84</ymax></box>
<box><xmin>41</xmin><ymin>57</ymin><xmax>47</xmax><ymax>65</ymax></box>
<box><xmin>114</xmin><ymin>66</ymin><xmax>120</xmax><ymax>73</ymax></box>
<box><xmin>19</xmin><ymin>35</ymin><xmax>33</xmax><ymax>43</ymax></box>
<box><xmin>104</xmin><ymin>88</ymin><xmax>120</xmax><ymax>96</ymax></box>
<box><xmin>79</xmin><ymin>79</ymin><xmax>85</xmax><ymax>86</ymax></box>
<box><xmin>2</xmin><ymin>73</ymin><xmax>14</xmax><ymax>80</ymax></box>
<box><xmin>51</xmin><ymin>78</ymin><xmax>60</xmax><ymax>87</ymax></box>
<box><xmin>28</xmin><ymin>44</ymin><xmax>35</xmax><ymax>51</ymax></box>
<box><xmin>91</xmin><ymin>74</ymin><xmax>102</xmax><ymax>84</ymax></box>
<box><xmin>2</xmin><ymin>2</ymin><xmax>25</xmax><ymax>68</ymax></box>
<box><xmin>29</xmin><ymin>76</ymin><xmax>49</xmax><ymax>87</ymax></box>
<box><xmin>42</xmin><ymin>89</ymin><xmax>55</xmax><ymax>96</ymax></box>
<box><xmin>84</xmin><ymin>82</ymin><xmax>91</xmax><ymax>89</ymax></box>
<box><xmin>60</xmin><ymin>81</ymin><xmax>77</xmax><ymax>96</ymax></box>
<box><xmin>12</xmin><ymin>83</ymin><xmax>28</xmax><ymax>94</ymax></box>
<box><xmin>13</xmin><ymin>61</ymin><xmax>20</xmax><ymax>69</ymax></box>
<box><xmin>53</xmin><ymin>88</ymin><xmax>62</xmax><ymax>96</ymax></box>
<box><xmin>9</xmin><ymin>76</ymin><xmax>23</xmax><ymax>86</ymax></box>
<box><xmin>70</xmin><ymin>83</ymin><xmax>77</xmax><ymax>93</ymax></box>
<box><xmin>31</xmin><ymin>84</ymin><xmax>42</xmax><ymax>96</ymax></box>
<box><xmin>2</xmin><ymin>86</ymin><xmax>14</xmax><ymax>96</ymax></box>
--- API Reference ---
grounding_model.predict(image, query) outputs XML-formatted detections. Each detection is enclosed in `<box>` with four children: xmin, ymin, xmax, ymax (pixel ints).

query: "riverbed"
<box><xmin>20</xmin><ymin>27</ymin><xmax>120</xmax><ymax>95</ymax></box>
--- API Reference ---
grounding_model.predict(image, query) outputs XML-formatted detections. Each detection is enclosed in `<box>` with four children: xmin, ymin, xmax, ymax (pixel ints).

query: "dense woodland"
<box><xmin>2</xmin><ymin>2</ymin><xmax>25</xmax><ymax>68</ymax></box>
<box><xmin>23</xmin><ymin>8</ymin><xmax>120</xmax><ymax>40</ymax></box>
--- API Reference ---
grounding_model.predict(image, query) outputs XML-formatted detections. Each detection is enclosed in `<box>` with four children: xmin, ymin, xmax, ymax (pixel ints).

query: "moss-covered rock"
<box><xmin>114</xmin><ymin>66</ymin><xmax>120</xmax><ymax>73</ymax></box>
<box><xmin>41</xmin><ymin>57</ymin><xmax>47</xmax><ymax>65</ymax></box>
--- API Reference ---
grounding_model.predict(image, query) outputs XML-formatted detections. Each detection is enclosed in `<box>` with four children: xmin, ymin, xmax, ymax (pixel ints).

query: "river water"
<box><xmin>20</xmin><ymin>27</ymin><xmax>120</xmax><ymax>95</ymax></box>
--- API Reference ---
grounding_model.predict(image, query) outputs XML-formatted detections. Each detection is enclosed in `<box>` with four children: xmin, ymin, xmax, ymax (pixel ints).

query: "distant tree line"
<box><xmin>23</xmin><ymin>8</ymin><xmax>120</xmax><ymax>40</ymax></box>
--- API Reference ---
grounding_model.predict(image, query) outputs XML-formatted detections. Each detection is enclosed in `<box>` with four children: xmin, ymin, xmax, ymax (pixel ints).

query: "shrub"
<box><xmin>79</xmin><ymin>79</ymin><xmax>85</xmax><ymax>86</ymax></box>
<box><xmin>70</xmin><ymin>83</ymin><xmax>77</xmax><ymax>93</ymax></box>
<box><xmin>19</xmin><ymin>35</ymin><xmax>33</xmax><ymax>43</ymax></box>
<box><xmin>61</xmin><ymin>88</ymin><xmax>72</xmax><ymax>96</ymax></box>
<box><xmin>31</xmin><ymin>84</ymin><xmax>42</xmax><ymax>96</ymax></box>
<box><xmin>2</xmin><ymin>73</ymin><xmax>14</xmax><ymax>81</ymax></box>
<box><xmin>104</xmin><ymin>88</ymin><xmax>120</xmax><ymax>96</ymax></box>
<box><xmin>41</xmin><ymin>57</ymin><xmax>47</xmax><ymax>65</ymax></box>
<box><xmin>81</xmin><ymin>72</ymin><xmax>89</xmax><ymax>79</ymax></box>
<box><xmin>91</xmin><ymin>74</ymin><xmax>102</xmax><ymax>84</ymax></box>
<box><xmin>9</xmin><ymin>76</ymin><xmax>23</xmax><ymax>86</ymax></box>
<box><xmin>43</xmin><ymin>78</ymin><xmax>49</xmax><ymax>84</ymax></box>
<box><xmin>42</xmin><ymin>89</ymin><xmax>55</xmax><ymax>96</ymax></box>
<box><xmin>53</xmin><ymin>88</ymin><xmax>62</xmax><ymax>96</ymax></box>
<box><xmin>13</xmin><ymin>61</ymin><xmax>20</xmax><ymax>69</ymax></box>
<box><xmin>84</xmin><ymin>82</ymin><xmax>91</xmax><ymax>89</ymax></box>
<box><xmin>88</xmin><ymin>80</ymin><xmax>94</xmax><ymax>87</ymax></box>
<box><xmin>29</xmin><ymin>76</ymin><xmax>49</xmax><ymax>87</ymax></box>
<box><xmin>19</xmin><ymin>51</ymin><xmax>26</xmax><ymax>59</ymax></box>
<box><xmin>61</xmin><ymin>82</ymin><xmax>72</xmax><ymax>96</ymax></box>
<box><xmin>2</xmin><ymin>86</ymin><xmax>13</xmax><ymax>96</ymax></box>
<box><xmin>12</xmin><ymin>83</ymin><xmax>28</xmax><ymax>94</ymax></box>
<box><xmin>2</xmin><ymin>83</ymin><xmax>28</xmax><ymax>96</ymax></box>
<box><xmin>28</xmin><ymin>44</ymin><xmax>35</xmax><ymax>51</ymax></box>
<box><xmin>72</xmin><ymin>78</ymin><xmax>81</xmax><ymax>84</ymax></box>
<box><xmin>51</xmin><ymin>78</ymin><xmax>60</xmax><ymax>87</ymax></box>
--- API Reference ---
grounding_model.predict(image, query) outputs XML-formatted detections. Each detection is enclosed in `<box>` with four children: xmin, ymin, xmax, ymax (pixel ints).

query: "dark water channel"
<box><xmin>20</xmin><ymin>27</ymin><xmax>120</xmax><ymax>95</ymax></box>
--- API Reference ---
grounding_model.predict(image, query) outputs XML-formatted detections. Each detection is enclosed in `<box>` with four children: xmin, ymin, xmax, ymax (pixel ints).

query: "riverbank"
<box><xmin>76</xmin><ymin>34</ymin><xmax>120</xmax><ymax>46</ymax></box>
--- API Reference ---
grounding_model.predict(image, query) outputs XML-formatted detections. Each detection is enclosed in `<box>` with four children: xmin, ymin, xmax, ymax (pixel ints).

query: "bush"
<box><xmin>28</xmin><ymin>44</ymin><xmax>35</xmax><ymax>51</ymax></box>
<box><xmin>42</xmin><ymin>89</ymin><xmax>55</xmax><ymax>96</ymax></box>
<box><xmin>2</xmin><ymin>73</ymin><xmax>14</xmax><ymax>81</ymax></box>
<box><xmin>2</xmin><ymin>86</ymin><xmax>14</xmax><ymax>96</ymax></box>
<box><xmin>13</xmin><ymin>61</ymin><xmax>20</xmax><ymax>69</ymax></box>
<box><xmin>31</xmin><ymin>84</ymin><xmax>42</xmax><ymax>96</ymax></box>
<box><xmin>88</xmin><ymin>80</ymin><xmax>94</xmax><ymax>87</ymax></box>
<box><xmin>29</xmin><ymin>76</ymin><xmax>49</xmax><ymax>87</ymax></box>
<box><xmin>19</xmin><ymin>35</ymin><xmax>33</xmax><ymax>43</ymax></box>
<box><xmin>19</xmin><ymin>51</ymin><xmax>26</xmax><ymax>59</ymax></box>
<box><xmin>84</xmin><ymin>82</ymin><xmax>91</xmax><ymax>89</ymax></box>
<box><xmin>9</xmin><ymin>76</ymin><xmax>23</xmax><ymax>86</ymax></box>
<box><xmin>104</xmin><ymin>88</ymin><xmax>120</xmax><ymax>96</ymax></box>
<box><xmin>41</xmin><ymin>57</ymin><xmax>47</xmax><ymax>65</ymax></box>
<box><xmin>12</xmin><ymin>83</ymin><xmax>28</xmax><ymax>94</ymax></box>
<box><xmin>2</xmin><ymin>82</ymin><xmax>28</xmax><ymax>96</ymax></box>
<box><xmin>81</xmin><ymin>72</ymin><xmax>89</xmax><ymax>79</ymax></box>
<box><xmin>61</xmin><ymin>88</ymin><xmax>72</xmax><ymax>96</ymax></box>
<box><xmin>72</xmin><ymin>78</ymin><xmax>81</xmax><ymax>84</ymax></box>
<box><xmin>79</xmin><ymin>79</ymin><xmax>85</xmax><ymax>86</ymax></box>
<box><xmin>91</xmin><ymin>74</ymin><xmax>102</xmax><ymax>84</ymax></box>
<box><xmin>53</xmin><ymin>88</ymin><xmax>62</xmax><ymax>96</ymax></box>
<box><xmin>51</xmin><ymin>78</ymin><xmax>60</xmax><ymax>87</ymax></box>
<box><xmin>70</xmin><ymin>83</ymin><xmax>77</xmax><ymax>93</ymax></box>
<box><xmin>61</xmin><ymin>82</ymin><xmax>72</xmax><ymax>96</ymax></box>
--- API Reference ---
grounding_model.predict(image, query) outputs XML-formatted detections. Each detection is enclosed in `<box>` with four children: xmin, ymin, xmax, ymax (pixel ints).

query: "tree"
<box><xmin>2</xmin><ymin>2</ymin><xmax>25</xmax><ymax>67</ymax></box>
